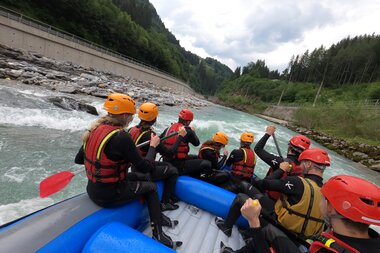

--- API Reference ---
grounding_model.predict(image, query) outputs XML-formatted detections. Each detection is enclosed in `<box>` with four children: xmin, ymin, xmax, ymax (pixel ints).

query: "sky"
<box><xmin>149</xmin><ymin>0</ymin><xmax>380</xmax><ymax>72</ymax></box>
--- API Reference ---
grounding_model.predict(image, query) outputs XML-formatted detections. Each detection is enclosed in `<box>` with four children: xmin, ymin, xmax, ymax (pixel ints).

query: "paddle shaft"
<box><xmin>272</xmin><ymin>133</ymin><xmax>283</xmax><ymax>158</ymax></box>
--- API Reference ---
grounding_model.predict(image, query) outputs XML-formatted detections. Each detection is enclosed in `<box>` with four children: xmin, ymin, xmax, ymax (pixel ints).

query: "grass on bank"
<box><xmin>217</xmin><ymin>92</ymin><xmax>380</xmax><ymax>146</ymax></box>
<box><xmin>294</xmin><ymin>104</ymin><xmax>380</xmax><ymax>146</ymax></box>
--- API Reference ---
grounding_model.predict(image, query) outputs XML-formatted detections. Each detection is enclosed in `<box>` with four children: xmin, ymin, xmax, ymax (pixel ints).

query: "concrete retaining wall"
<box><xmin>0</xmin><ymin>12</ymin><xmax>193</xmax><ymax>94</ymax></box>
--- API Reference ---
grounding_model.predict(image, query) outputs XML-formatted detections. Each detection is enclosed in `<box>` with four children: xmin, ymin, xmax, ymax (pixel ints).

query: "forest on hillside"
<box><xmin>0</xmin><ymin>0</ymin><xmax>233</xmax><ymax>95</ymax></box>
<box><xmin>219</xmin><ymin>35</ymin><xmax>380</xmax><ymax>105</ymax></box>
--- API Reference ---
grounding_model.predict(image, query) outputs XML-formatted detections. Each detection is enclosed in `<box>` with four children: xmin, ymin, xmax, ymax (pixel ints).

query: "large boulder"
<box><xmin>48</xmin><ymin>96</ymin><xmax>98</xmax><ymax>115</ymax></box>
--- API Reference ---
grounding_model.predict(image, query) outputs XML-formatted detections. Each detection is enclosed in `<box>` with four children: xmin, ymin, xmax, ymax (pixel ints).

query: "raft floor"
<box><xmin>143</xmin><ymin>201</ymin><xmax>246</xmax><ymax>253</ymax></box>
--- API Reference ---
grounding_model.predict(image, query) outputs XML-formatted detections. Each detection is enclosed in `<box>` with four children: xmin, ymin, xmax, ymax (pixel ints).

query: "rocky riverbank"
<box><xmin>0</xmin><ymin>44</ymin><xmax>210</xmax><ymax>113</ymax></box>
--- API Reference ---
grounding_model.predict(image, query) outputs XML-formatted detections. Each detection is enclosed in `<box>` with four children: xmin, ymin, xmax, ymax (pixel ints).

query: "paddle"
<box><xmin>272</xmin><ymin>133</ymin><xmax>283</xmax><ymax>158</ymax></box>
<box><xmin>39</xmin><ymin>131</ymin><xmax>179</xmax><ymax>198</ymax></box>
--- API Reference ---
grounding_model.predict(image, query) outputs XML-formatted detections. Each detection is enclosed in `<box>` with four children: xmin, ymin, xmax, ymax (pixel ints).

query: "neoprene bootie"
<box><xmin>152</xmin><ymin>223</ymin><xmax>182</xmax><ymax>249</ymax></box>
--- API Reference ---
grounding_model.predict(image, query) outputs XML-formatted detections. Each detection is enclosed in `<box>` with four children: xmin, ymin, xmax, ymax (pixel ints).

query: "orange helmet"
<box><xmin>321</xmin><ymin>175</ymin><xmax>380</xmax><ymax>225</ymax></box>
<box><xmin>103</xmin><ymin>93</ymin><xmax>136</xmax><ymax>115</ymax></box>
<box><xmin>213</xmin><ymin>132</ymin><xmax>229</xmax><ymax>146</ymax></box>
<box><xmin>240</xmin><ymin>132</ymin><xmax>254</xmax><ymax>143</ymax></box>
<box><xmin>298</xmin><ymin>148</ymin><xmax>330</xmax><ymax>166</ymax></box>
<box><xmin>289</xmin><ymin>135</ymin><xmax>311</xmax><ymax>152</ymax></box>
<box><xmin>178</xmin><ymin>109</ymin><xmax>194</xmax><ymax>121</ymax></box>
<box><xmin>138</xmin><ymin>102</ymin><xmax>158</xmax><ymax>122</ymax></box>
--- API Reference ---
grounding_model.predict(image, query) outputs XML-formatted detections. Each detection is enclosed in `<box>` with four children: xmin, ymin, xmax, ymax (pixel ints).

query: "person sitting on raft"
<box><xmin>217</xmin><ymin>132</ymin><xmax>256</xmax><ymax>194</ymax></box>
<box><xmin>128</xmin><ymin>102</ymin><xmax>187</xmax><ymax>211</ymax></box>
<box><xmin>161</xmin><ymin>108</ymin><xmax>212</xmax><ymax>178</ymax></box>
<box><xmin>216</xmin><ymin>148</ymin><xmax>330</xmax><ymax>241</ymax></box>
<box><xmin>254</xmin><ymin>125</ymin><xmax>311</xmax><ymax>201</ymax></box>
<box><xmin>221</xmin><ymin>174</ymin><xmax>380</xmax><ymax>253</ymax></box>
<box><xmin>74</xmin><ymin>93</ymin><xmax>182</xmax><ymax>249</ymax></box>
<box><xmin>197</xmin><ymin>131</ymin><xmax>230</xmax><ymax>185</ymax></box>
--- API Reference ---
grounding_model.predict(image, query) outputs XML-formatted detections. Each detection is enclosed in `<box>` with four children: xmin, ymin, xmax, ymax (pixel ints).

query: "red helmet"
<box><xmin>289</xmin><ymin>135</ymin><xmax>311</xmax><ymax>152</ymax></box>
<box><xmin>298</xmin><ymin>148</ymin><xmax>330</xmax><ymax>166</ymax></box>
<box><xmin>179</xmin><ymin>109</ymin><xmax>194</xmax><ymax>121</ymax></box>
<box><xmin>321</xmin><ymin>175</ymin><xmax>380</xmax><ymax>225</ymax></box>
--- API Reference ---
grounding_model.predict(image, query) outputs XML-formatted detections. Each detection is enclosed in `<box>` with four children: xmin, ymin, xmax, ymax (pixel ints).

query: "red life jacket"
<box><xmin>198</xmin><ymin>142</ymin><xmax>220</xmax><ymax>160</ymax></box>
<box><xmin>84</xmin><ymin>124</ymin><xmax>129</xmax><ymax>183</ymax></box>
<box><xmin>309</xmin><ymin>231</ymin><xmax>360</xmax><ymax>253</ymax></box>
<box><xmin>266</xmin><ymin>160</ymin><xmax>303</xmax><ymax>201</ymax></box>
<box><xmin>163</xmin><ymin>122</ymin><xmax>189</xmax><ymax>159</ymax></box>
<box><xmin>231</xmin><ymin>147</ymin><xmax>256</xmax><ymax>179</ymax></box>
<box><xmin>128</xmin><ymin>126</ymin><xmax>149</xmax><ymax>157</ymax></box>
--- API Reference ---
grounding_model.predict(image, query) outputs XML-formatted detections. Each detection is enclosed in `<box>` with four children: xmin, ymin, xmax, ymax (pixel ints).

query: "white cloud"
<box><xmin>150</xmin><ymin>0</ymin><xmax>380</xmax><ymax>72</ymax></box>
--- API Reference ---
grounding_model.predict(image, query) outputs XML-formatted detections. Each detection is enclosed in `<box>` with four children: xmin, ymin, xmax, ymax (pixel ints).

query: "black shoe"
<box><xmin>215</xmin><ymin>217</ymin><xmax>232</xmax><ymax>237</ymax></box>
<box><xmin>170</xmin><ymin>196</ymin><xmax>180</xmax><ymax>204</ymax></box>
<box><xmin>161</xmin><ymin>213</ymin><xmax>179</xmax><ymax>228</ymax></box>
<box><xmin>152</xmin><ymin>223</ymin><xmax>182</xmax><ymax>249</ymax></box>
<box><xmin>161</xmin><ymin>202</ymin><xmax>179</xmax><ymax>211</ymax></box>
<box><xmin>220</xmin><ymin>241</ymin><xmax>235</xmax><ymax>253</ymax></box>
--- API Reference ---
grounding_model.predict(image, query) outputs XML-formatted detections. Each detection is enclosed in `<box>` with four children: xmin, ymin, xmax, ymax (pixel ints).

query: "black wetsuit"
<box><xmin>161</xmin><ymin>126</ymin><xmax>211</xmax><ymax>177</ymax></box>
<box><xmin>222</xmin><ymin>174</ymin><xmax>323</xmax><ymax>242</ymax></box>
<box><xmin>129</xmin><ymin>126</ymin><xmax>181</xmax><ymax>204</ymax></box>
<box><xmin>228</xmin><ymin>226</ymin><xmax>301</xmax><ymax>253</ymax></box>
<box><xmin>218</xmin><ymin>147</ymin><xmax>256</xmax><ymax>195</ymax></box>
<box><xmin>254</xmin><ymin>133</ymin><xmax>300</xmax><ymax>172</ymax></box>
<box><xmin>232</xmin><ymin>228</ymin><xmax>380</xmax><ymax>253</ymax></box>
<box><xmin>199</xmin><ymin>148</ymin><xmax>229</xmax><ymax>185</ymax></box>
<box><xmin>75</xmin><ymin>129</ymin><xmax>162</xmax><ymax>224</ymax></box>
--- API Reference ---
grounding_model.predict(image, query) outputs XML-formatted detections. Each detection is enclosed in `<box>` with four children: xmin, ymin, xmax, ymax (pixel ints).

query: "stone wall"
<box><xmin>0</xmin><ymin>12</ymin><xmax>194</xmax><ymax>94</ymax></box>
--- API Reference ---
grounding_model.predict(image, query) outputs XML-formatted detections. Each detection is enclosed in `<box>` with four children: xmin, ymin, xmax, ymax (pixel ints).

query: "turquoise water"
<box><xmin>0</xmin><ymin>82</ymin><xmax>379</xmax><ymax>225</ymax></box>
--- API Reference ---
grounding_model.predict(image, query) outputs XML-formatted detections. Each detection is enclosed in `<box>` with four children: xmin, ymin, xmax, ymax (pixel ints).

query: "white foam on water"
<box><xmin>0</xmin><ymin>106</ymin><xmax>96</xmax><ymax>132</ymax></box>
<box><xmin>0</xmin><ymin>198</ymin><xmax>54</xmax><ymax>225</ymax></box>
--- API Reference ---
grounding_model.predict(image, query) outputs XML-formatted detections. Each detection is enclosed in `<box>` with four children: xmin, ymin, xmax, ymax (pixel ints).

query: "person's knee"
<box><xmin>200</xmin><ymin>160</ymin><xmax>212</xmax><ymax>170</ymax></box>
<box><xmin>166</xmin><ymin>164</ymin><xmax>179</xmax><ymax>176</ymax></box>
<box><xmin>234</xmin><ymin>193</ymin><xmax>250</xmax><ymax>206</ymax></box>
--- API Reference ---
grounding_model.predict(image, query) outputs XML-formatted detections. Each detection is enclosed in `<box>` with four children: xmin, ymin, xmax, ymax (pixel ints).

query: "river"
<box><xmin>1</xmin><ymin>81</ymin><xmax>379</xmax><ymax>225</ymax></box>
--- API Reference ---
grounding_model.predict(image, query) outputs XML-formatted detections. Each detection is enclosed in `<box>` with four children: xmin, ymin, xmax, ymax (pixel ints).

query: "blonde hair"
<box><xmin>81</xmin><ymin>114</ymin><xmax>131</xmax><ymax>142</ymax></box>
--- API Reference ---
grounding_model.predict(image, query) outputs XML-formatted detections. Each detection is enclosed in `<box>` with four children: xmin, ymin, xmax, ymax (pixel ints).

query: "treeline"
<box><xmin>284</xmin><ymin>34</ymin><xmax>380</xmax><ymax>87</ymax></box>
<box><xmin>1</xmin><ymin>0</ymin><xmax>233</xmax><ymax>94</ymax></box>
<box><xmin>217</xmin><ymin>35</ymin><xmax>380</xmax><ymax>106</ymax></box>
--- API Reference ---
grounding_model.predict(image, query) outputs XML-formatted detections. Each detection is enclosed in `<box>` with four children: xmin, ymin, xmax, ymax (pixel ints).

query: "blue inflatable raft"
<box><xmin>0</xmin><ymin>176</ymin><xmax>248</xmax><ymax>253</ymax></box>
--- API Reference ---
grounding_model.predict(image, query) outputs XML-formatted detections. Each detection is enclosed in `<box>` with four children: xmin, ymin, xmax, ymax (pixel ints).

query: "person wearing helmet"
<box><xmin>161</xmin><ymin>109</ymin><xmax>212</xmax><ymax>178</ymax></box>
<box><xmin>197</xmin><ymin>132</ymin><xmax>230</xmax><ymax>185</ymax></box>
<box><xmin>215</xmin><ymin>132</ymin><xmax>260</xmax><ymax>236</ymax></box>
<box><xmin>217</xmin><ymin>148</ymin><xmax>329</xmax><ymax>241</ymax></box>
<box><xmin>254</xmin><ymin>125</ymin><xmax>311</xmax><ymax>201</ymax></box>
<box><xmin>74</xmin><ymin>93</ymin><xmax>182</xmax><ymax>249</ymax></box>
<box><xmin>128</xmin><ymin>102</ymin><xmax>187</xmax><ymax>211</ymax></box>
<box><xmin>217</xmin><ymin>132</ymin><xmax>256</xmax><ymax>192</ymax></box>
<box><xmin>221</xmin><ymin>174</ymin><xmax>380</xmax><ymax>253</ymax></box>
<box><xmin>309</xmin><ymin>175</ymin><xmax>380</xmax><ymax>253</ymax></box>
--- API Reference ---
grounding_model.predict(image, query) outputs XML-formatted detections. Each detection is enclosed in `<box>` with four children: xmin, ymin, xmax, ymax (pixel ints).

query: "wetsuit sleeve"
<box><xmin>257</xmin><ymin>176</ymin><xmax>304</xmax><ymax>204</ymax></box>
<box><xmin>225</xmin><ymin>149</ymin><xmax>244</xmax><ymax>166</ymax></box>
<box><xmin>105</xmin><ymin>131</ymin><xmax>154</xmax><ymax>173</ymax></box>
<box><xmin>264</xmin><ymin>168</ymin><xmax>286</xmax><ymax>180</ymax></box>
<box><xmin>254</xmin><ymin>134</ymin><xmax>283</xmax><ymax>170</ymax></box>
<box><xmin>202</xmin><ymin>149</ymin><xmax>219</xmax><ymax>169</ymax></box>
<box><xmin>183</xmin><ymin>126</ymin><xmax>200</xmax><ymax>146</ymax></box>
<box><xmin>216</xmin><ymin>155</ymin><xmax>227</xmax><ymax>170</ymax></box>
<box><xmin>74</xmin><ymin>145</ymin><xmax>84</xmax><ymax>164</ymax></box>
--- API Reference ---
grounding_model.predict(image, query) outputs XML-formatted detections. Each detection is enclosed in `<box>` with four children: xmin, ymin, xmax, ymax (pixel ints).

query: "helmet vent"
<box><xmin>360</xmin><ymin>198</ymin><xmax>374</xmax><ymax>206</ymax></box>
